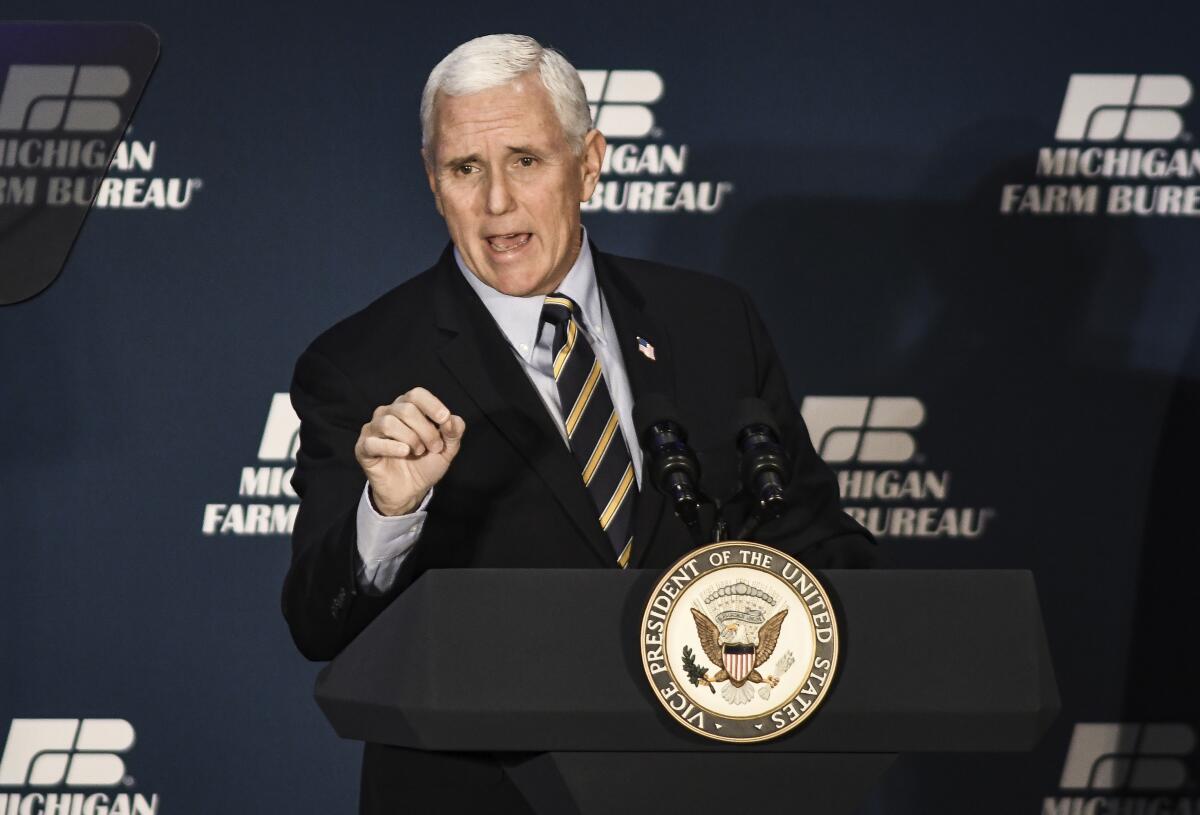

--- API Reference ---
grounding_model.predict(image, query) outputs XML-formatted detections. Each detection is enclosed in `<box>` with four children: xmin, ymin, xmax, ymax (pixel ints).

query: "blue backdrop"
<box><xmin>2</xmin><ymin>1</ymin><xmax>1198</xmax><ymax>811</ymax></box>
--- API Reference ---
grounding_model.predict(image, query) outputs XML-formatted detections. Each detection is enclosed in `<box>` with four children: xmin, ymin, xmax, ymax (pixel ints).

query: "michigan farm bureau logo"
<box><xmin>577</xmin><ymin>69</ymin><xmax>732</xmax><ymax>214</ymax></box>
<box><xmin>1043</xmin><ymin>723</ymin><xmax>1197</xmax><ymax>813</ymax></box>
<box><xmin>201</xmin><ymin>393</ymin><xmax>299</xmax><ymax>536</ymax></box>
<box><xmin>0</xmin><ymin>718</ymin><xmax>160</xmax><ymax>813</ymax></box>
<box><xmin>800</xmin><ymin>396</ymin><xmax>996</xmax><ymax>540</ymax></box>
<box><xmin>0</xmin><ymin>64</ymin><xmax>202</xmax><ymax>210</ymax></box>
<box><xmin>1001</xmin><ymin>74</ymin><xmax>1200</xmax><ymax>217</ymax></box>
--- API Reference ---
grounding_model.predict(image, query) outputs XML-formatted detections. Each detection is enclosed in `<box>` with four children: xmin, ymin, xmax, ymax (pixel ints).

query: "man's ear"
<box><xmin>578</xmin><ymin>129</ymin><xmax>606</xmax><ymax>203</ymax></box>
<box><xmin>421</xmin><ymin>147</ymin><xmax>443</xmax><ymax>216</ymax></box>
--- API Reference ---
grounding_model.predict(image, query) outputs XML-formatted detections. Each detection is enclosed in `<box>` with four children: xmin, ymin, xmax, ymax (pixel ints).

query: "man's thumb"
<box><xmin>442</xmin><ymin>415</ymin><xmax>466</xmax><ymax>457</ymax></box>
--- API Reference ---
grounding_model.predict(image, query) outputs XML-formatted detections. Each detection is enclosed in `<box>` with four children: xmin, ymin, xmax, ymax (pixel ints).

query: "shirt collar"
<box><xmin>455</xmin><ymin>226</ymin><xmax>603</xmax><ymax>364</ymax></box>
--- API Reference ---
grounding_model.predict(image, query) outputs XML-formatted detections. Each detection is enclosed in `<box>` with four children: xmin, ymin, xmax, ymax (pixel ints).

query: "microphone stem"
<box><xmin>712</xmin><ymin>498</ymin><xmax>727</xmax><ymax>543</ymax></box>
<box><xmin>736</xmin><ymin>515</ymin><xmax>760</xmax><ymax>542</ymax></box>
<box><xmin>665</xmin><ymin>480</ymin><xmax>704</xmax><ymax>546</ymax></box>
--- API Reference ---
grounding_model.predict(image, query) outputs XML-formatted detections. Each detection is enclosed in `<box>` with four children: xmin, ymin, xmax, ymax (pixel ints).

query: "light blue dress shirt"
<box><xmin>354</xmin><ymin>228</ymin><xmax>643</xmax><ymax>593</ymax></box>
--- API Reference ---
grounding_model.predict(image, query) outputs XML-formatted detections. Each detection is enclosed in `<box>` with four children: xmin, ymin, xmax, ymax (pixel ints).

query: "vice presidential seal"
<box><xmin>640</xmin><ymin>541</ymin><xmax>839</xmax><ymax>742</ymax></box>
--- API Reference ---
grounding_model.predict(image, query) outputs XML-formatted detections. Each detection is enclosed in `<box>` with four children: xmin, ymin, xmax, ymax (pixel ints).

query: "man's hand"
<box><xmin>354</xmin><ymin>387</ymin><xmax>466</xmax><ymax>516</ymax></box>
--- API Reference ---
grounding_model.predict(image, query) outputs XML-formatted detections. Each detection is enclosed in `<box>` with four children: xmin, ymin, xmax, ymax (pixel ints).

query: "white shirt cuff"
<box><xmin>354</xmin><ymin>484</ymin><xmax>431</xmax><ymax>594</ymax></box>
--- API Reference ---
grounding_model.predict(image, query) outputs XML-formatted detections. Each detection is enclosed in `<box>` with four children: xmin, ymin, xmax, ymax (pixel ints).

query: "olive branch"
<box><xmin>682</xmin><ymin>645</ymin><xmax>715</xmax><ymax>693</ymax></box>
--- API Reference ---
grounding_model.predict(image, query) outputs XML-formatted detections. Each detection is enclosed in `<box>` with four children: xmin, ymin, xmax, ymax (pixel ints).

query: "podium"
<box><xmin>315</xmin><ymin>569</ymin><xmax>1059</xmax><ymax>814</ymax></box>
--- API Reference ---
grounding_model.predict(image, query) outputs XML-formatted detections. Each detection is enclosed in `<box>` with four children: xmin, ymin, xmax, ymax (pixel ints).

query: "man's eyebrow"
<box><xmin>441</xmin><ymin>153</ymin><xmax>480</xmax><ymax>169</ymax></box>
<box><xmin>441</xmin><ymin>146</ymin><xmax>545</xmax><ymax>169</ymax></box>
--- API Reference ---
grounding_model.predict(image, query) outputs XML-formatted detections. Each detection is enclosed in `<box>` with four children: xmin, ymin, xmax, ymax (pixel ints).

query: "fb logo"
<box><xmin>578</xmin><ymin>70</ymin><xmax>663</xmax><ymax>138</ymax></box>
<box><xmin>1059</xmin><ymin>723</ymin><xmax>1195</xmax><ymax>790</ymax></box>
<box><xmin>257</xmin><ymin>392</ymin><xmax>300</xmax><ymax>462</ymax></box>
<box><xmin>0</xmin><ymin>719</ymin><xmax>135</xmax><ymax>787</ymax></box>
<box><xmin>800</xmin><ymin>396</ymin><xmax>925</xmax><ymax>464</ymax></box>
<box><xmin>0</xmin><ymin>64</ymin><xmax>130</xmax><ymax>132</ymax></box>
<box><xmin>1055</xmin><ymin>74</ymin><xmax>1192</xmax><ymax>142</ymax></box>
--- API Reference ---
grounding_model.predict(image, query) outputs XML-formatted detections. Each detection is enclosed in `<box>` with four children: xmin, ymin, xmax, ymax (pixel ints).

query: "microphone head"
<box><xmin>634</xmin><ymin>393</ymin><xmax>682</xmax><ymax>438</ymax></box>
<box><xmin>636</xmin><ymin>393</ymin><xmax>700</xmax><ymax>491</ymax></box>
<box><xmin>734</xmin><ymin>396</ymin><xmax>789</xmax><ymax>491</ymax></box>
<box><xmin>733</xmin><ymin>397</ymin><xmax>779</xmax><ymax>436</ymax></box>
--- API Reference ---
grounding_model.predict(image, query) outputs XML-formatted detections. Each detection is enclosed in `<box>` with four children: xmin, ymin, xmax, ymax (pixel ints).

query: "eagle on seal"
<box><xmin>690</xmin><ymin>606</ymin><xmax>788</xmax><ymax>688</ymax></box>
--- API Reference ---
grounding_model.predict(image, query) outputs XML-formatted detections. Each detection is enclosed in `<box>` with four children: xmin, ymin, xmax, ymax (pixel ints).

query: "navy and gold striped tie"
<box><xmin>542</xmin><ymin>293</ymin><xmax>635</xmax><ymax>568</ymax></box>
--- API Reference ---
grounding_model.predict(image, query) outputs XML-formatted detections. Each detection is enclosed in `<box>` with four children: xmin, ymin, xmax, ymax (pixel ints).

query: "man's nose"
<box><xmin>484</xmin><ymin>170</ymin><xmax>515</xmax><ymax>216</ymax></box>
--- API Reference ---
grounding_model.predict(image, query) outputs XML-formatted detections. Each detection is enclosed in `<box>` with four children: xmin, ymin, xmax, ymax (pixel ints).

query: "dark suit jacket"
<box><xmin>282</xmin><ymin>243</ymin><xmax>875</xmax><ymax>812</ymax></box>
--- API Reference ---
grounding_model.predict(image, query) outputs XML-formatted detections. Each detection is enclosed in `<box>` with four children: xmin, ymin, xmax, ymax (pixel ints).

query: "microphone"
<box><xmin>634</xmin><ymin>394</ymin><xmax>703</xmax><ymax>539</ymax></box>
<box><xmin>734</xmin><ymin>398</ymin><xmax>790</xmax><ymax>537</ymax></box>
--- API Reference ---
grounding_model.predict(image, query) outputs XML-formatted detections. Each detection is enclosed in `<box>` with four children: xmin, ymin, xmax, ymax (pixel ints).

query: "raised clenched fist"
<box><xmin>353</xmin><ymin>387</ymin><xmax>466</xmax><ymax>515</ymax></box>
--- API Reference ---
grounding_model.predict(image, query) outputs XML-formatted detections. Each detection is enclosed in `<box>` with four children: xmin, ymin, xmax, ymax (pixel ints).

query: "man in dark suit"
<box><xmin>283</xmin><ymin>33</ymin><xmax>874</xmax><ymax>815</ymax></box>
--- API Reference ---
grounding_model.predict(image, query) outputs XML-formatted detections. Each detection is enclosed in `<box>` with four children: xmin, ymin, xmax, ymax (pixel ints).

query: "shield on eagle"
<box><xmin>723</xmin><ymin>644</ymin><xmax>756</xmax><ymax>683</ymax></box>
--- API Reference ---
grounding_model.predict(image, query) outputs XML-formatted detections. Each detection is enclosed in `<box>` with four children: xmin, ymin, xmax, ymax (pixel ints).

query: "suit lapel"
<box><xmin>592</xmin><ymin>246</ymin><xmax>678</xmax><ymax>568</ymax></box>
<box><xmin>432</xmin><ymin>249</ymin><xmax>614</xmax><ymax>566</ymax></box>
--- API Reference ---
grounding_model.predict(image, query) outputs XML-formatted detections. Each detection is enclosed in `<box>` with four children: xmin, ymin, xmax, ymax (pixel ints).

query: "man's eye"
<box><xmin>457</xmin><ymin>165</ymin><xmax>477</xmax><ymax>175</ymax></box>
<box><xmin>518</xmin><ymin>156</ymin><xmax>536</xmax><ymax>168</ymax></box>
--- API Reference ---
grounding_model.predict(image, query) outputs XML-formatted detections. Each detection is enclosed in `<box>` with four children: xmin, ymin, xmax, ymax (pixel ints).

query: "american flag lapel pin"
<box><xmin>637</xmin><ymin>336</ymin><xmax>657</xmax><ymax>361</ymax></box>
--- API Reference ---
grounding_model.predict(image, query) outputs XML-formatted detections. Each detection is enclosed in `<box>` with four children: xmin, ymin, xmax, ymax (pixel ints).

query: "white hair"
<box><xmin>420</xmin><ymin>34</ymin><xmax>592</xmax><ymax>156</ymax></box>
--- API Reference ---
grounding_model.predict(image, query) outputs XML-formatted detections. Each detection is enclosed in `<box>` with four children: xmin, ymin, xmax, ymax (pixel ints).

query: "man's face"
<box><xmin>424</xmin><ymin>73</ymin><xmax>605</xmax><ymax>297</ymax></box>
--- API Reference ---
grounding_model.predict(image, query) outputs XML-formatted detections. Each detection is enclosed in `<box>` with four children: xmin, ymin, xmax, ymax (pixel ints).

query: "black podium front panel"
<box><xmin>316</xmin><ymin>569</ymin><xmax>1058</xmax><ymax>753</ymax></box>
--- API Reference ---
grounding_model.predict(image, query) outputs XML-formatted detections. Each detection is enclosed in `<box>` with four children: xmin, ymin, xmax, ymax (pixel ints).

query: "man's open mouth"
<box><xmin>486</xmin><ymin>233</ymin><xmax>532</xmax><ymax>252</ymax></box>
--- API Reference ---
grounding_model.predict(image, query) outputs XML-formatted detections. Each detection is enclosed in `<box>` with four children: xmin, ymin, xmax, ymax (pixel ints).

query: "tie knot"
<box><xmin>541</xmin><ymin>293</ymin><xmax>579</xmax><ymax>327</ymax></box>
